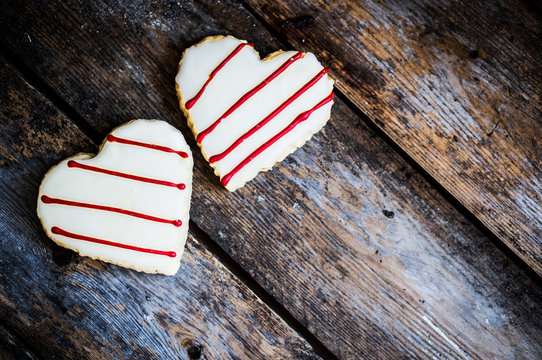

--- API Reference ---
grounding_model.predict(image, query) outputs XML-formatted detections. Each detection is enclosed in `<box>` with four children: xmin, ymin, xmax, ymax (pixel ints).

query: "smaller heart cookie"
<box><xmin>176</xmin><ymin>35</ymin><xmax>334</xmax><ymax>191</ymax></box>
<box><xmin>37</xmin><ymin>120</ymin><xmax>193</xmax><ymax>275</ymax></box>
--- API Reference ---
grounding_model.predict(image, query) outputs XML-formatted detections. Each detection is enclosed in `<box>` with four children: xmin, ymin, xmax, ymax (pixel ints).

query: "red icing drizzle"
<box><xmin>107</xmin><ymin>134</ymin><xmax>188</xmax><ymax>158</ymax></box>
<box><xmin>221</xmin><ymin>93</ymin><xmax>334</xmax><ymax>186</ymax></box>
<box><xmin>185</xmin><ymin>42</ymin><xmax>254</xmax><ymax>110</ymax></box>
<box><xmin>209</xmin><ymin>68</ymin><xmax>330</xmax><ymax>164</ymax></box>
<box><xmin>67</xmin><ymin>160</ymin><xmax>186</xmax><ymax>190</ymax></box>
<box><xmin>41</xmin><ymin>195</ymin><xmax>182</xmax><ymax>227</ymax></box>
<box><xmin>51</xmin><ymin>226</ymin><xmax>177</xmax><ymax>258</ymax></box>
<box><xmin>197</xmin><ymin>51</ymin><xmax>304</xmax><ymax>143</ymax></box>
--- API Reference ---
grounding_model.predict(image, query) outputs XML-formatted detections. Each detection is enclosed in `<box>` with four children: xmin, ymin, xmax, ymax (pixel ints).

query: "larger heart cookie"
<box><xmin>176</xmin><ymin>35</ymin><xmax>334</xmax><ymax>191</ymax></box>
<box><xmin>37</xmin><ymin>119</ymin><xmax>193</xmax><ymax>275</ymax></box>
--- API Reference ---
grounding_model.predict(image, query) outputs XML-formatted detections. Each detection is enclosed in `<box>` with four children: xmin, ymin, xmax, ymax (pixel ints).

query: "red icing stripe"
<box><xmin>221</xmin><ymin>93</ymin><xmax>334</xmax><ymax>187</ymax></box>
<box><xmin>67</xmin><ymin>160</ymin><xmax>186</xmax><ymax>190</ymax></box>
<box><xmin>51</xmin><ymin>226</ymin><xmax>177</xmax><ymax>258</ymax></box>
<box><xmin>41</xmin><ymin>195</ymin><xmax>182</xmax><ymax>227</ymax></box>
<box><xmin>197</xmin><ymin>51</ymin><xmax>304</xmax><ymax>143</ymax></box>
<box><xmin>107</xmin><ymin>134</ymin><xmax>188</xmax><ymax>158</ymax></box>
<box><xmin>185</xmin><ymin>42</ymin><xmax>254</xmax><ymax>110</ymax></box>
<box><xmin>209</xmin><ymin>68</ymin><xmax>330</xmax><ymax>164</ymax></box>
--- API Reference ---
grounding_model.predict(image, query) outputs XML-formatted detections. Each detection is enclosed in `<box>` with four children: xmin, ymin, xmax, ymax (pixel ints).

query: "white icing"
<box><xmin>176</xmin><ymin>35</ymin><xmax>334</xmax><ymax>191</ymax></box>
<box><xmin>37</xmin><ymin>119</ymin><xmax>193</xmax><ymax>275</ymax></box>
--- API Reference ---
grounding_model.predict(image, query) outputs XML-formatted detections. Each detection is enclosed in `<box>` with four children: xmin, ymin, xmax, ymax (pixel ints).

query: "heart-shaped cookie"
<box><xmin>176</xmin><ymin>35</ymin><xmax>334</xmax><ymax>191</ymax></box>
<box><xmin>37</xmin><ymin>119</ymin><xmax>193</xmax><ymax>275</ymax></box>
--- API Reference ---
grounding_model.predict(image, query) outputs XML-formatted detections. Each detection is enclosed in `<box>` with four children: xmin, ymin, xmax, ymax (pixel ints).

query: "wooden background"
<box><xmin>1</xmin><ymin>0</ymin><xmax>541</xmax><ymax>359</ymax></box>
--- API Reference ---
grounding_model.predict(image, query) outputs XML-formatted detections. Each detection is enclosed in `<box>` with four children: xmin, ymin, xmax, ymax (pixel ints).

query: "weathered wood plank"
<box><xmin>2</xmin><ymin>0</ymin><xmax>542</xmax><ymax>358</ymax></box>
<box><xmin>0</xmin><ymin>58</ymin><xmax>320</xmax><ymax>360</ymax></box>
<box><xmin>242</xmin><ymin>0</ymin><xmax>542</xmax><ymax>275</ymax></box>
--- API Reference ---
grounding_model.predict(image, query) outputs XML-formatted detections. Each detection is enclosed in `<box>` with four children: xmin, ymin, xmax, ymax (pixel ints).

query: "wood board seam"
<box><xmin>0</xmin><ymin>322</ymin><xmax>44</xmax><ymax>360</ymax></box>
<box><xmin>0</xmin><ymin>45</ymin><xmax>338</xmax><ymax>360</ymax></box>
<box><xmin>188</xmin><ymin>220</ymin><xmax>339</xmax><ymax>360</ymax></box>
<box><xmin>0</xmin><ymin>42</ymin><xmax>102</xmax><ymax>144</ymax></box>
<box><xmin>522</xmin><ymin>0</ymin><xmax>542</xmax><ymax>17</ymax></box>
<box><xmin>236</xmin><ymin>0</ymin><xmax>542</xmax><ymax>281</ymax></box>
<box><xmin>332</xmin><ymin>90</ymin><xmax>542</xmax><ymax>283</ymax></box>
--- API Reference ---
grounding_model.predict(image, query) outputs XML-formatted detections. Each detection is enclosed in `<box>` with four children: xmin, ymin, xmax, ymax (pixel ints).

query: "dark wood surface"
<box><xmin>1</xmin><ymin>0</ymin><xmax>541</xmax><ymax>359</ymax></box>
<box><xmin>0</xmin><ymin>59</ymin><xmax>320</xmax><ymax>359</ymax></box>
<box><xmin>244</xmin><ymin>0</ymin><xmax>542</xmax><ymax>275</ymax></box>
<box><xmin>0</xmin><ymin>324</ymin><xmax>39</xmax><ymax>360</ymax></box>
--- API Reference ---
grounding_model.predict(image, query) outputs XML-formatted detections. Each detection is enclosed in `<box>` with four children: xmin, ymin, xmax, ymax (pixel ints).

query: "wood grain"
<box><xmin>243</xmin><ymin>0</ymin><xmax>542</xmax><ymax>275</ymax></box>
<box><xmin>0</xmin><ymin>59</ymin><xmax>320</xmax><ymax>360</ymax></box>
<box><xmin>2</xmin><ymin>0</ymin><xmax>542</xmax><ymax>358</ymax></box>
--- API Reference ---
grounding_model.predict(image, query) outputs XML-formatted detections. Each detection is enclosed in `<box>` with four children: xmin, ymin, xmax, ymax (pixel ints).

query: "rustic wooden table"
<box><xmin>1</xmin><ymin>1</ymin><xmax>541</xmax><ymax>359</ymax></box>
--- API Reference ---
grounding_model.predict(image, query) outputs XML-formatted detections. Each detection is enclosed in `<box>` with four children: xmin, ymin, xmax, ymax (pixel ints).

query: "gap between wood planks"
<box><xmin>522</xmin><ymin>0</ymin><xmax>542</xmax><ymax>17</ymax></box>
<box><xmin>238</xmin><ymin>0</ymin><xmax>542</xmax><ymax>284</ymax></box>
<box><xmin>0</xmin><ymin>45</ymin><xmax>338</xmax><ymax>360</ymax></box>
<box><xmin>0</xmin><ymin>323</ymin><xmax>43</xmax><ymax>360</ymax></box>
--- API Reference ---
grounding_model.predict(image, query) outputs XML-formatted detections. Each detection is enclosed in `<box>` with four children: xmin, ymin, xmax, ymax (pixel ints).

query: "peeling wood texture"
<box><xmin>243</xmin><ymin>0</ymin><xmax>542</xmax><ymax>275</ymax></box>
<box><xmin>1</xmin><ymin>0</ymin><xmax>542</xmax><ymax>359</ymax></box>
<box><xmin>0</xmin><ymin>59</ymin><xmax>320</xmax><ymax>360</ymax></box>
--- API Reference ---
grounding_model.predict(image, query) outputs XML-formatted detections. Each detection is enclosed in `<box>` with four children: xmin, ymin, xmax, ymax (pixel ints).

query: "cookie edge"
<box><xmin>175</xmin><ymin>35</ymin><xmax>334</xmax><ymax>191</ymax></box>
<box><xmin>36</xmin><ymin>119</ymin><xmax>192</xmax><ymax>276</ymax></box>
